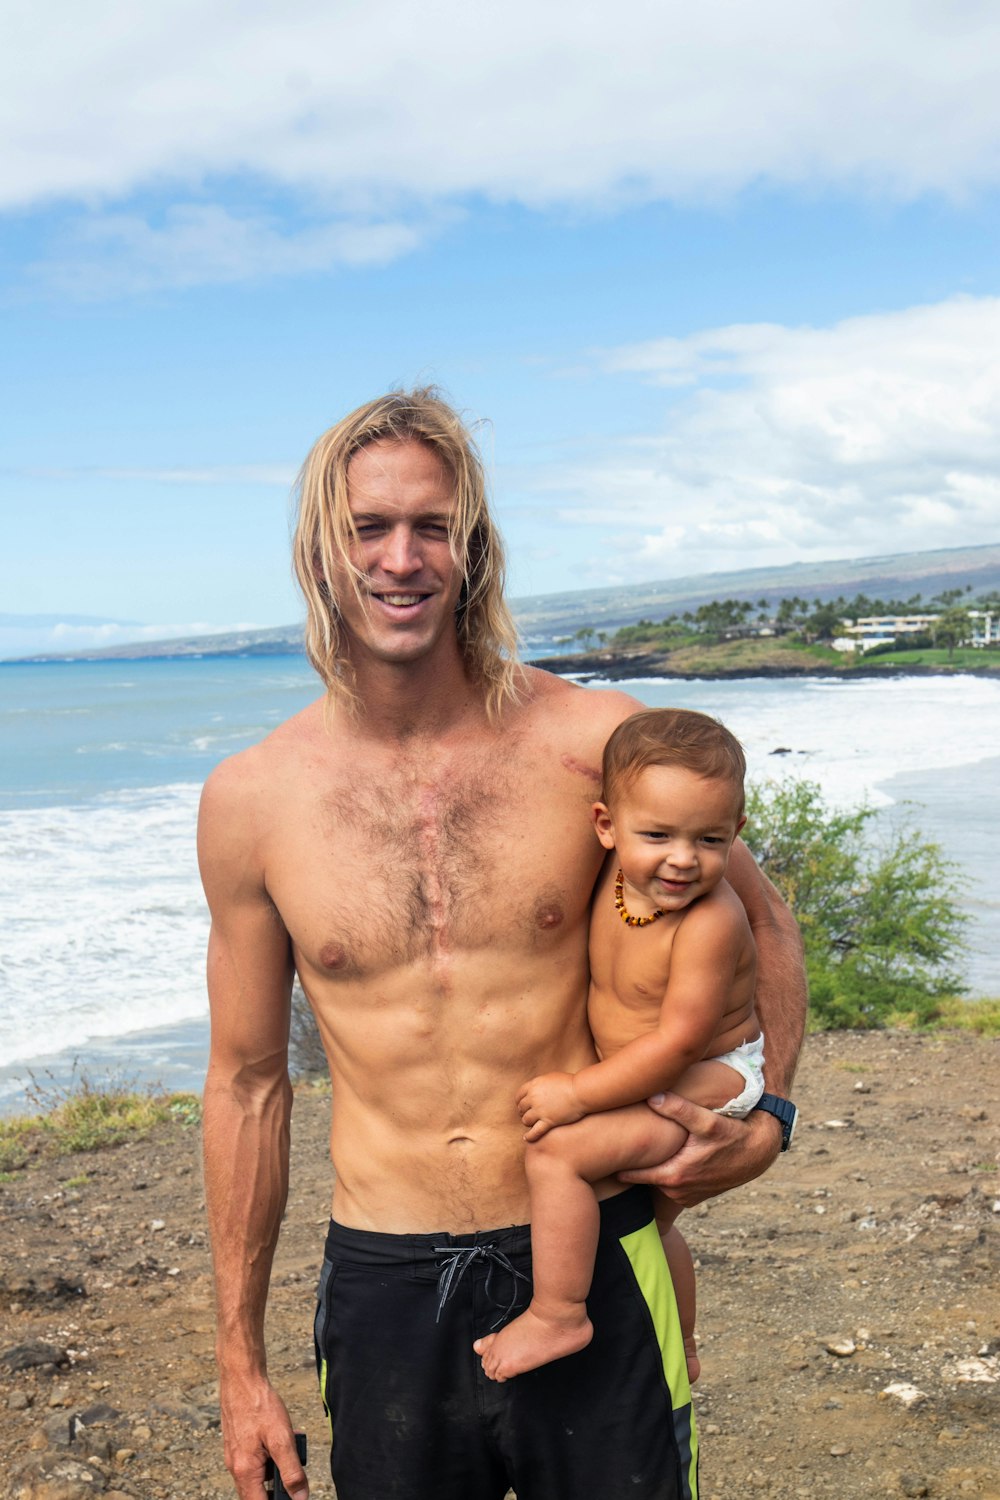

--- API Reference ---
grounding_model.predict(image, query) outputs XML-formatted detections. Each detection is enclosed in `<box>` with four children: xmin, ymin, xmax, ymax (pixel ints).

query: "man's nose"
<box><xmin>380</xmin><ymin>525</ymin><xmax>422</xmax><ymax>575</ymax></box>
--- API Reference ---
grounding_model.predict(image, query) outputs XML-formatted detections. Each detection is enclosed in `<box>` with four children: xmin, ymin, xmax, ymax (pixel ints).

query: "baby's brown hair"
<box><xmin>602</xmin><ymin>708</ymin><xmax>746</xmax><ymax>811</ymax></box>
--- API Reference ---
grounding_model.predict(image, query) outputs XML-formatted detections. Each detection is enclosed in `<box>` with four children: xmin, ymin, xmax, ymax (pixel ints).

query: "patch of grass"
<box><xmin>836</xmin><ymin>1062</ymin><xmax>869</xmax><ymax>1073</ymax></box>
<box><xmin>857</xmin><ymin>647</ymin><xmax>993</xmax><ymax>670</ymax></box>
<box><xmin>878</xmin><ymin>996</ymin><xmax>1000</xmax><ymax>1036</ymax></box>
<box><xmin>0</xmin><ymin>1067</ymin><xmax>202</xmax><ymax>1168</ymax></box>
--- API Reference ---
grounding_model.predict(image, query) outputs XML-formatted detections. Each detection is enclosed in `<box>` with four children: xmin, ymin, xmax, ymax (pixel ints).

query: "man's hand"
<box><xmin>220</xmin><ymin>1372</ymin><xmax>308</xmax><ymax>1500</ymax></box>
<box><xmin>517</xmin><ymin>1071</ymin><xmax>586</xmax><ymax>1141</ymax></box>
<box><xmin>619</xmin><ymin>1092</ymin><xmax>783</xmax><ymax>1207</ymax></box>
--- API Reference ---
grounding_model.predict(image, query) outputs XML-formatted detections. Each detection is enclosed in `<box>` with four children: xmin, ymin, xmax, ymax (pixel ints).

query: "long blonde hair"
<box><xmin>292</xmin><ymin>387</ymin><xmax>522</xmax><ymax>718</ymax></box>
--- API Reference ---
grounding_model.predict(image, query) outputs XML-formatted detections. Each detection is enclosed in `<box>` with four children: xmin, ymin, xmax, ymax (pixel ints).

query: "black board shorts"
<box><xmin>313</xmin><ymin>1185</ymin><xmax>698</xmax><ymax>1500</ymax></box>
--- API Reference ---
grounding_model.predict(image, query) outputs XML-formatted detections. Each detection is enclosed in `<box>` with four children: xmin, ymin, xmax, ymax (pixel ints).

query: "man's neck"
<box><xmin>346</xmin><ymin>643</ymin><xmax>486</xmax><ymax>743</ymax></box>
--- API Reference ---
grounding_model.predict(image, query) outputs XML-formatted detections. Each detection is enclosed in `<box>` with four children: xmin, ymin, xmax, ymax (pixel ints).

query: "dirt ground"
<box><xmin>2</xmin><ymin>1029</ymin><xmax>998</xmax><ymax>1499</ymax></box>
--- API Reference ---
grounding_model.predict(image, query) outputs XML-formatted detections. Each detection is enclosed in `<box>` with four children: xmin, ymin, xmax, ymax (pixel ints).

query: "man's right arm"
<box><xmin>198</xmin><ymin>759</ymin><xmax>308</xmax><ymax>1500</ymax></box>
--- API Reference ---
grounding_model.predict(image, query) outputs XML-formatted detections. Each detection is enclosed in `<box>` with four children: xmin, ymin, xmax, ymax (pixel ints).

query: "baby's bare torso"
<box><xmin>587</xmin><ymin>857</ymin><xmax>758</xmax><ymax>1065</ymax></box>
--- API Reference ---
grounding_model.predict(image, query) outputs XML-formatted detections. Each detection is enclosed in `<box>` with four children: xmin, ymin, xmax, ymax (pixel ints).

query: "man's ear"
<box><xmin>735</xmin><ymin>813</ymin><xmax>747</xmax><ymax>836</ymax></box>
<box><xmin>592</xmin><ymin>802</ymin><xmax>616</xmax><ymax>851</ymax></box>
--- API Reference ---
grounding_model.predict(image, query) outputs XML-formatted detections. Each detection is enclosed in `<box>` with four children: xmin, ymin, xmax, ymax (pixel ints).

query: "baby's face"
<box><xmin>593</xmin><ymin>764</ymin><xmax>745</xmax><ymax>918</ymax></box>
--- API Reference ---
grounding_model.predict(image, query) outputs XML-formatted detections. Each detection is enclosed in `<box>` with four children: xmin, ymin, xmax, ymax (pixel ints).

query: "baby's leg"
<box><xmin>654</xmin><ymin>1195</ymin><xmax>700</xmax><ymax>1383</ymax></box>
<box><xmin>475</xmin><ymin>1104</ymin><xmax>688</xmax><ymax>1382</ymax></box>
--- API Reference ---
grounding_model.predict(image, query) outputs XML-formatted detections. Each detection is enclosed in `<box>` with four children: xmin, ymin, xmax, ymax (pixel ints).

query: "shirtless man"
<box><xmin>199</xmin><ymin>388</ymin><xmax>806</xmax><ymax>1500</ymax></box>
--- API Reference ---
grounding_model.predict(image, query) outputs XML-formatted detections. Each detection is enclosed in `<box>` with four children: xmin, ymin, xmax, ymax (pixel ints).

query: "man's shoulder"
<box><xmin>518</xmin><ymin>666</ymin><xmax>644</xmax><ymax>736</ymax></box>
<box><xmin>200</xmin><ymin>696</ymin><xmax>326</xmax><ymax>820</ymax></box>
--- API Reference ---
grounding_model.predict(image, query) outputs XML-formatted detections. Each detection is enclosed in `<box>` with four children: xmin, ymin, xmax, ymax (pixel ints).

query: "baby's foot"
<box><xmin>474</xmin><ymin>1306</ymin><xmax>593</xmax><ymax>1382</ymax></box>
<box><xmin>684</xmin><ymin>1335</ymin><xmax>701</xmax><ymax>1385</ymax></box>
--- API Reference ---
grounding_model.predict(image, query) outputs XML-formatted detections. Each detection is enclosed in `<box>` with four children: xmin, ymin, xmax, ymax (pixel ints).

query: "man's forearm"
<box><xmin>203</xmin><ymin>1064</ymin><xmax>293</xmax><ymax>1374</ymax></box>
<box><xmin>750</xmin><ymin>895</ymin><xmax>807</xmax><ymax>1097</ymax></box>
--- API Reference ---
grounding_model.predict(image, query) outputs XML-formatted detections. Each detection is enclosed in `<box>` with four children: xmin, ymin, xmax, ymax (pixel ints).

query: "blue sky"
<box><xmin>4</xmin><ymin>1</ymin><xmax>1000</xmax><ymax>657</ymax></box>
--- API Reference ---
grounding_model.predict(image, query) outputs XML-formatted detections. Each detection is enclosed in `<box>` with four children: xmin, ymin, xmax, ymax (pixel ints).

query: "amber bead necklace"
<box><xmin>614</xmin><ymin>867</ymin><xmax>667</xmax><ymax>927</ymax></box>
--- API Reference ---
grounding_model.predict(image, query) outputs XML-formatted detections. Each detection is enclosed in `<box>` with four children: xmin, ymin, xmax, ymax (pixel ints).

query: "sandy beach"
<box><xmin>2</xmin><ymin>1028</ymin><xmax>998</xmax><ymax>1499</ymax></box>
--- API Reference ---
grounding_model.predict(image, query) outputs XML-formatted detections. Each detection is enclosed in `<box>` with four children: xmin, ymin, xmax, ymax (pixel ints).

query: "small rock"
<box><xmin>899</xmin><ymin>1477</ymin><xmax>930</xmax><ymax>1498</ymax></box>
<box><xmin>882</xmin><ymin>1381</ymin><xmax>928</xmax><ymax>1408</ymax></box>
<box><xmin>958</xmin><ymin>1105</ymin><xmax>986</xmax><ymax>1122</ymax></box>
<box><xmin>48</xmin><ymin>1387</ymin><xmax>71</xmax><ymax>1409</ymax></box>
<box><xmin>10</xmin><ymin>1450</ymin><xmax>104</xmax><ymax>1496</ymax></box>
<box><xmin>825</xmin><ymin>1338</ymin><xmax>857</xmax><ymax>1357</ymax></box>
<box><xmin>829</xmin><ymin>1443</ymin><xmax>851</xmax><ymax>1456</ymax></box>
<box><xmin>945</xmin><ymin>1355</ymin><xmax>999</xmax><ymax>1383</ymax></box>
<box><xmin>0</xmin><ymin>1341</ymin><xmax>70</xmax><ymax>1373</ymax></box>
<box><xmin>824</xmin><ymin>1119</ymin><xmax>851</xmax><ymax>1129</ymax></box>
<box><xmin>41</xmin><ymin>1412</ymin><xmax>75</xmax><ymax>1446</ymax></box>
<box><xmin>853</xmin><ymin>1080</ymin><xmax>871</xmax><ymax>1093</ymax></box>
<box><xmin>149</xmin><ymin>1219</ymin><xmax>166</xmax><ymax>1232</ymax></box>
<box><xmin>8</xmin><ymin>1391</ymin><xmax>32</xmax><ymax>1411</ymax></box>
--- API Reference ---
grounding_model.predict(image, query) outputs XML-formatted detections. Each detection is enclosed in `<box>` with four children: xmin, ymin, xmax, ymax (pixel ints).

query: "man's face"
<box><xmin>592</xmin><ymin>765</ymin><xmax>746</xmax><ymax>917</ymax></box>
<box><xmin>331</xmin><ymin>438</ymin><xmax>464</xmax><ymax>668</ymax></box>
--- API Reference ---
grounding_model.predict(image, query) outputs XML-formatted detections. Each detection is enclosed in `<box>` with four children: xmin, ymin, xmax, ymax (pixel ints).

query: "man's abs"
<box><xmin>301</xmin><ymin>950</ymin><xmax>598</xmax><ymax>1232</ymax></box>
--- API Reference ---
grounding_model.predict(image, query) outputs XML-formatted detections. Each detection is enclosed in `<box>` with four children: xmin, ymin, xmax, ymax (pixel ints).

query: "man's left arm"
<box><xmin>623</xmin><ymin>837</ymin><xmax>806</xmax><ymax>1205</ymax></box>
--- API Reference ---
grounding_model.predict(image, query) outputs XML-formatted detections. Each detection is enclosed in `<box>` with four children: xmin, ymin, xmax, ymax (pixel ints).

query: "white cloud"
<box><xmin>5</xmin><ymin>1</ymin><xmax>1000</xmax><ymax>220</ymax></box>
<box><xmin>29</xmin><ymin>202</ymin><xmax>440</xmax><ymax>294</ymax></box>
<box><xmin>528</xmin><ymin>295</ymin><xmax>1000</xmax><ymax>579</ymax></box>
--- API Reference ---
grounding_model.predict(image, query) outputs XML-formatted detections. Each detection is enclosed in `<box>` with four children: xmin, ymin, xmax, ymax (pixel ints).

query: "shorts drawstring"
<box><xmin>432</xmin><ymin>1243</ymin><xmax>531</xmax><ymax>1329</ymax></box>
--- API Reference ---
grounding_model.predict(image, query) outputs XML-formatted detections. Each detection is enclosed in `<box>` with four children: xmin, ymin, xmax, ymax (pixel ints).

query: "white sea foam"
<box><xmin>0</xmin><ymin>783</ymin><xmax>206</xmax><ymax>1066</ymax></box>
<box><xmin>618</xmin><ymin>674</ymin><xmax>1000</xmax><ymax>808</ymax></box>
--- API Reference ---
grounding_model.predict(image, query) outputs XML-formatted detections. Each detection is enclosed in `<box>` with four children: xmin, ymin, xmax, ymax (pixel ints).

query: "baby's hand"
<box><xmin>516</xmin><ymin>1072</ymin><xmax>585</xmax><ymax>1141</ymax></box>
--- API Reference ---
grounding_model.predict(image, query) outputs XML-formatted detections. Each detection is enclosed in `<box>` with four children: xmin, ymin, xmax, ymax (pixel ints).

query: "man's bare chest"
<box><xmin>265</xmin><ymin>750</ymin><xmax>602</xmax><ymax>979</ymax></box>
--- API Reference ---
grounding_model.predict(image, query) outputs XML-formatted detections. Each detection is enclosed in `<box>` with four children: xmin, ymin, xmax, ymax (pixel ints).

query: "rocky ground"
<box><xmin>1</xmin><ymin>1031</ymin><xmax>998</xmax><ymax>1499</ymax></box>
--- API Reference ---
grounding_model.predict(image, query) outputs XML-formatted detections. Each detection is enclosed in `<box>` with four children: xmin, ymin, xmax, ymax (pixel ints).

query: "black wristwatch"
<box><xmin>753</xmin><ymin>1093</ymin><xmax>798</xmax><ymax>1151</ymax></box>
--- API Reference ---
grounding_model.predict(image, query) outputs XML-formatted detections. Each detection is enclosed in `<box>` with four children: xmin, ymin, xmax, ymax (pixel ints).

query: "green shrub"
<box><xmin>742</xmin><ymin>779</ymin><xmax>967</xmax><ymax>1029</ymax></box>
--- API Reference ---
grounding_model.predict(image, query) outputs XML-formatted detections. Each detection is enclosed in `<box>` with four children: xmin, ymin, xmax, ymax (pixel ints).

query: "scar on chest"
<box><xmin>560</xmin><ymin>753</ymin><xmax>601</xmax><ymax>783</ymax></box>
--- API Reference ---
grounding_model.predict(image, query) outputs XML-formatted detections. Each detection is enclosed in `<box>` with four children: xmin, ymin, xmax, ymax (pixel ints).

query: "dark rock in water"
<box><xmin>0</xmin><ymin>1341</ymin><xmax>70</xmax><ymax>1373</ymax></box>
<box><xmin>769</xmin><ymin>746</ymin><xmax>793</xmax><ymax>755</ymax></box>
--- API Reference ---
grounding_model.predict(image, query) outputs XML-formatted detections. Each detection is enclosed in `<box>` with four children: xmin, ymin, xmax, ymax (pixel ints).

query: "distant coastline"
<box><xmin>6</xmin><ymin>641</ymin><xmax>1000</xmax><ymax>681</ymax></box>
<box><xmin>531</xmin><ymin>645</ymin><xmax>1000</xmax><ymax>681</ymax></box>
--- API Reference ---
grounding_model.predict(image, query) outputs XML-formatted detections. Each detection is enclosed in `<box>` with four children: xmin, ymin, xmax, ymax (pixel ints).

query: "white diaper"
<box><xmin>712</xmin><ymin>1032</ymin><xmax>766</xmax><ymax>1119</ymax></box>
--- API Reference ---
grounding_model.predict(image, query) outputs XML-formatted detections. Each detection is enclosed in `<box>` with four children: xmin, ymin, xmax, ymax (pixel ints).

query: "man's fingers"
<box><xmin>644</xmin><ymin>1091</ymin><xmax>718</xmax><ymax>1133</ymax></box>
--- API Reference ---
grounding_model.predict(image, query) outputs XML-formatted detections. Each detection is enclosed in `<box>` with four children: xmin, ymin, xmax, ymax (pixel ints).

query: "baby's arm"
<box><xmin>517</xmin><ymin>896</ymin><xmax>744</xmax><ymax>1141</ymax></box>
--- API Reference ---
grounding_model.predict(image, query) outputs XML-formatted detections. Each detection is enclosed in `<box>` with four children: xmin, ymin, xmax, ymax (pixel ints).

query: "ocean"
<box><xmin>1</xmin><ymin>657</ymin><xmax>997</xmax><ymax>1112</ymax></box>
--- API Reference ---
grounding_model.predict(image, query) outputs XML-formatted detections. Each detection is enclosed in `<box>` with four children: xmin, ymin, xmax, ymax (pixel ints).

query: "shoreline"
<box><xmin>530</xmin><ymin>650</ymin><xmax>1000</xmax><ymax>681</ymax></box>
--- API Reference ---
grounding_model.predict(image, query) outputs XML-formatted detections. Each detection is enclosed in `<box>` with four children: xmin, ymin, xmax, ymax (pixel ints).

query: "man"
<box><xmin>200</xmin><ymin>389</ymin><xmax>805</xmax><ymax>1500</ymax></box>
